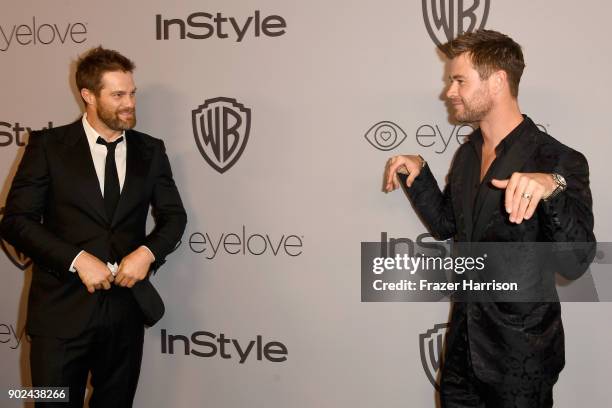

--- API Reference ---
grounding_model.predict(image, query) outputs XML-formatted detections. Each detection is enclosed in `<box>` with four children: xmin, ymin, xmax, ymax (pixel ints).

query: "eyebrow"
<box><xmin>449</xmin><ymin>74</ymin><xmax>466</xmax><ymax>80</ymax></box>
<box><xmin>110</xmin><ymin>88</ymin><xmax>138</xmax><ymax>93</ymax></box>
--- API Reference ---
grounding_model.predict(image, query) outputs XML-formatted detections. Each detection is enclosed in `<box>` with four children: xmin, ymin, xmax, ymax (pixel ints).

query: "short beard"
<box><xmin>97</xmin><ymin>105</ymin><xmax>136</xmax><ymax>131</ymax></box>
<box><xmin>454</xmin><ymin>87</ymin><xmax>492</xmax><ymax>123</ymax></box>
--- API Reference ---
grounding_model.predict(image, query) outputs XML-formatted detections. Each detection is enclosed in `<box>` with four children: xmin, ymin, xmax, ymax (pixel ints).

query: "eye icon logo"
<box><xmin>364</xmin><ymin>121</ymin><xmax>408</xmax><ymax>151</ymax></box>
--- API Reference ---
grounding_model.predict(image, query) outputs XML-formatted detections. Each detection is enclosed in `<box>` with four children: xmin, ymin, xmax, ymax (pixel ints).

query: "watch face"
<box><xmin>554</xmin><ymin>173</ymin><xmax>567</xmax><ymax>189</ymax></box>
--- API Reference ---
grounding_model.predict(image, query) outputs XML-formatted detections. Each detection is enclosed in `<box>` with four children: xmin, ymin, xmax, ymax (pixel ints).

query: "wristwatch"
<box><xmin>396</xmin><ymin>156</ymin><xmax>426</xmax><ymax>175</ymax></box>
<box><xmin>544</xmin><ymin>173</ymin><xmax>567</xmax><ymax>201</ymax></box>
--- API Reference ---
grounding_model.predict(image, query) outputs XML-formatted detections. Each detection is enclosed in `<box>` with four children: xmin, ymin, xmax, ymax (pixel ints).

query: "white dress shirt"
<box><xmin>69</xmin><ymin>113</ymin><xmax>154</xmax><ymax>273</ymax></box>
<box><xmin>82</xmin><ymin>112</ymin><xmax>127</xmax><ymax>194</ymax></box>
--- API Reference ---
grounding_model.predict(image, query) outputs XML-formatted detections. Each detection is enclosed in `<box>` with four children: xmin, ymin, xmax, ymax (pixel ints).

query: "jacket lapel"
<box><xmin>60</xmin><ymin>120</ymin><xmax>108</xmax><ymax>224</ymax></box>
<box><xmin>111</xmin><ymin>131</ymin><xmax>153</xmax><ymax>227</ymax></box>
<box><xmin>471</xmin><ymin>124</ymin><xmax>539</xmax><ymax>241</ymax></box>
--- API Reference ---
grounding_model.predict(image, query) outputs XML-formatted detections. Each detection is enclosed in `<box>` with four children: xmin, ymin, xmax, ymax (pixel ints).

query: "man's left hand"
<box><xmin>491</xmin><ymin>173</ymin><xmax>556</xmax><ymax>224</ymax></box>
<box><xmin>114</xmin><ymin>247</ymin><xmax>155</xmax><ymax>288</ymax></box>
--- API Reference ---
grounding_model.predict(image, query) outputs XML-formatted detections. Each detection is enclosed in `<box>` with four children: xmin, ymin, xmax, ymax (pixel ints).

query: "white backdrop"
<box><xmin>1</xmin><ymin>1</ymin><xmax>610</xmax><ymax>407</ymax></box>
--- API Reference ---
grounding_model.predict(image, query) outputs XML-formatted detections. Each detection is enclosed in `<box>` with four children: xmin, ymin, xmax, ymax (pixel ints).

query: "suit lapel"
<box><xmin>111</xmin><ymin>131</ymin><xmax>153</xmax><ymax>227</ymax></box>
<box><xmin>60</xmin><ymin>121</ymin><xmax>108</xmax><ymax>224</ymax></box>
<box><xmin>471</xmin><ymin>124</ymin><xmax>539</xmax><ymax>241</ymax></box>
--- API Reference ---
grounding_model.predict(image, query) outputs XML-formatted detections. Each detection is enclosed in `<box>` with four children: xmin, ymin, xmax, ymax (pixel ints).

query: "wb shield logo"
<box><xmin>422</xmin><ymin>0</ymin><xmax>490</xmax><ymax>47</ymax></box>
<box><xmin>192</xmin><ymin>97</ymin><xmax>251</xmax><ymax>174</ymax></box>
<box><xmin>419</xmin><ymin>322</ymin><xmax>448</xmax><ymax>390</ymax></box>
<box><xmin>0</xmin><ymin>207</ymin><xmax>32</xmax><ymax>270</ymax></box>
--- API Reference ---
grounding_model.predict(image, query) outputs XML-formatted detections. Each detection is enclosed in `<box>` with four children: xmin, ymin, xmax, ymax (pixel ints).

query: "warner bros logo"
<box><xmin>0</xmin><ymin>207</ymin><xmax>32</xmax><ymax>270</ymax></box>
<box><xmin>419</xmin><ymin>322</ymin><xmax>449</xmax><ymax>390</ymax></box>
<box><xmin>422</xmin><ymin>0</ymin><xmax>490</xmax><ymax>47</ymax></box>
<box><xmin>192</xmin><ymin>97</ymin><xmax>251</xmax><ymax>174</ymax></box>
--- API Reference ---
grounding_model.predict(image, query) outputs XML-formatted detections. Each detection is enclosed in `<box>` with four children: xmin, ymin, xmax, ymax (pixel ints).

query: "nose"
<box><xmin>123</xmin><ymin>94</ymin><xmax>135</xmax><ymax>108</ymax></box>
<box><xmin>446</xmin><ymin>81</ymin><xmax>458</xmax><ymax>100</ymax></box>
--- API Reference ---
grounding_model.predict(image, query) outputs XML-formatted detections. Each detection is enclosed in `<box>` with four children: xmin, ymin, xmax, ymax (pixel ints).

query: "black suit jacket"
<box><xmin>402</xmin><ymin>116</ymin><xmax>595</xmax><ymax>384</ymax></box>
<box><xmin>0</xmin><ymin>120</ymin><xmax>187</xmax><ymax>338</ymax></box>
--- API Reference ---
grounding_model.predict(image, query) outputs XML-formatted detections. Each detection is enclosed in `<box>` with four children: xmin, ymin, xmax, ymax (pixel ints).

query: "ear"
<box><xmin>489</xmin><ymin>70</ymin><xmax>507</xmax><ymax>95</ymax></box>
<box><xmin>80</xmin><ymin>88</ymin><xmax>96</xmax><ymax>106</ymax></box>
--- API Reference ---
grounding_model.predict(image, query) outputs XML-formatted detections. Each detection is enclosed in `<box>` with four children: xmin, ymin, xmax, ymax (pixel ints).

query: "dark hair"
<box><xmin>75</xmin><ymin>46</ymin><xmax>135</xmax><ymax>96</ymax></box>
<box><xmin>440</xmin><ymin>29</ymin><xmax>525</xmax><ymax>97</ymax></box>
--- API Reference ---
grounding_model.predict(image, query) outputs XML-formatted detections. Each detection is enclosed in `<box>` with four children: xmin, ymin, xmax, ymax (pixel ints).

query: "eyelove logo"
<box><xmin>188</xmin><ymin>226</ymin><xmax>303</xmax><ymax>259</ymax></box>
<box><xmin>161</xmin><ymin>329</ymin><xmax>288</xmax><ymax>363</ymax></box>
<box><xmin>192</xmin><ymin>97</ymin><xmax>251</xmax><ymax>174</ymax></box>
<box><xmin>419</xmin><ymin>322</ymin><xmax>448</xmax><ymax>390</ymax></box>
<box><xmin>156</xmin><ymin>10</ymin><xmax>286</xmax><ymax>42</ymax></box>
<box><xmin>422</xmin><ymin>0</ymin><xmax>490</xmax><ymax>47</ymax></box>
<box><xmin>0</xmin><ymin>207</ymin><xmax>32</xmax><ymax>270</ymax></box>
<box><xmin>0</xmin><ymin>17</ymin><xmax>87</xmax><ymax>52</ymax></box>
<box><xmin>365</xmin><ymin>120</ymin><xmax>474</xmax><ymax>153</ymax></box>
<box><xmin>0</xmin><ymin>120</ymin><xmax>54</xmax><ymax>147</ymax></box>
<box><xmin>0</xmin><ymin>322</ymin><xmax>26</xmax><ymax>350</ymax></box>
<box><xmin>365</xmin><ymin>121</ymin><xmax>549</xmax><ymax>154</ymax></box>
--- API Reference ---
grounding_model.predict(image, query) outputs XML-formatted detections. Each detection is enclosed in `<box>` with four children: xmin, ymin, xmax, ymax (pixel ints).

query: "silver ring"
<box><xmin>521</xmin><ymin>192</ymin><xmax>532</xmax><ymax>200</ymax></box>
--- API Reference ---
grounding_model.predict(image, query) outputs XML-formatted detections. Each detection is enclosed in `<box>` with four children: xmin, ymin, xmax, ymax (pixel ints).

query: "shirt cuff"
<box><xmin>69</xmin><ymin>250</ymin><xmax>84</xmax><ymax>273</ymax></box>
<box><xmin>140</xmin><ymin>245</ymin><xmax>156</xmax><ymax>262</ymax></box>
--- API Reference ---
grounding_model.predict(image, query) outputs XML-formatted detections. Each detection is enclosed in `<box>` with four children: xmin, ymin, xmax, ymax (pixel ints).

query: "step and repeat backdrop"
<box><xmin>1</xmin><ymin>1</ymin><xmax>611</xmax><ymax>407</ymax></box>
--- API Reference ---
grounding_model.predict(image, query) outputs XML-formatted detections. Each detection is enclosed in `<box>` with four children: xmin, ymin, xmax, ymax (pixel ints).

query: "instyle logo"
<box><xmin>0</xmin><ymin>120</ymin><xmax>53</xmax><ymax>147</ymax></box>
<box><xmin>160</xmin><ymin>329</ymin><xmax>288</xmax><ymax>363</ymax></box>
<box><xmin>365</xmin><ymin>121</ymin><xmax>549</xmax><ymax>154</ymax></box>
<box><xmin>379</xmin><ymin>231</ymin><xmax>447</xmax><ymax>258</ymax></box>
<box><xmin>419</xmin><ymin>322</ymin><xmax>449</xmax><ymax>390</ymax></box>
<box><xmin>192</xmin><ymin>97</ymin><xmax>251</xmax><ymax>174</ymax></box>
<box><xmin>188</xmin><ymin>226</ymin><xmax>303</xmax><ymax>259</ymax></box>
<box><xmin>0</xmin><ymin>207</ymin><xmax>32</xmax><ymax>270</ymax></box>
<box><xmin>0</xmin><ymin>17</ymin><xmax>87</xmax><ymax>52</ymax></box>
<box><xmin>422</xmin><ymin>0</ymin><xmax>490</xmax><ymax>47</ymax></box>
<box><xmin>155</xmin><ymin>10</ymin><xmax>286</xmax><ymax>42</ymax></box>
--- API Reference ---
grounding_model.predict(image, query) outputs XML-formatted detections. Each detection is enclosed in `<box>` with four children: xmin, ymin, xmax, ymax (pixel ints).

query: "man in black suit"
<box><xmin>0</xmin><ymin>47</ymin><xmax>186</xmax><ymax>407</ymax></box>
<box><xmin>384</xmin><ymin>30</ymin><xmax>595</xmax><ymax>407</ymax></box>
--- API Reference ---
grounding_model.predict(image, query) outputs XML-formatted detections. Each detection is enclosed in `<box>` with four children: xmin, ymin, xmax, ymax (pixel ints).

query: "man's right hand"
<box><xmin>74</xmin><ymin>252</ymin><xmax>114</xmax><ymax>293</ymax></box>
<box><xmin>384</xmin><ymin>155</ymin><xmax>425</xmax><ymax>192</ymax></box>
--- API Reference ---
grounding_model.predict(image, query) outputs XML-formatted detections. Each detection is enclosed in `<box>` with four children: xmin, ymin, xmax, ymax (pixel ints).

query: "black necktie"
<box><xmin>96</xmin><ymin>136</ymin><xmax>124</xmax><ymax>220</ymax></box>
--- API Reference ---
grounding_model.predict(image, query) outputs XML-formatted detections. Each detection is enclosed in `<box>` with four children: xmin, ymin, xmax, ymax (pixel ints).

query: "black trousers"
<box><xmin>30</xmin><ymin>287</ymin><xmax>145</xmax><ymax>408</ymax></box>
<box><xmin>439</xmin><ymin>313</ymin><xmax>557</xmax><ymax>408</ymax></box>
